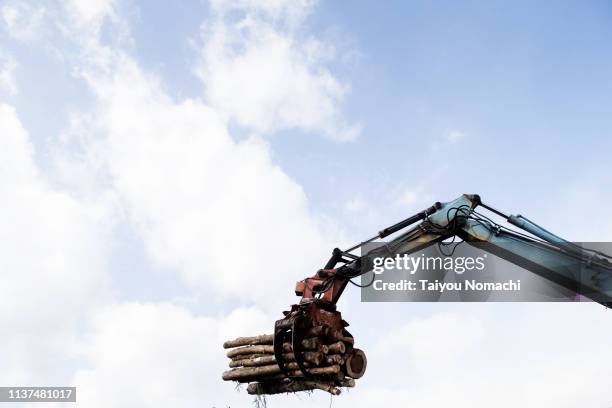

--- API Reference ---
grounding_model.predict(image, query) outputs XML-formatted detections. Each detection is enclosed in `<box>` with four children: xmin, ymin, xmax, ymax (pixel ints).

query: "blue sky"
<box><xmin>269</xmin><ymin>0</ymin><xmax>612</xmax><ymax>228</ymax></box>
<box><xmin>5</xmin><ymin>0</ymin><xmax>612</xmax><ymax>218</ymax></box>
<box><xmin>1</xmin><ymin>1</ymin><xmax>612</xmax><ymax>407</ymax></box>
<box><xmin>312</xmin><ymin>1</ymin><xmax>612</xmax><ymax>215</ymax></box>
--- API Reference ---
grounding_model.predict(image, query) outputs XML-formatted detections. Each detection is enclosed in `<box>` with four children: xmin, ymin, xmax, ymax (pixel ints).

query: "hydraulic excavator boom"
<box><xmin>273</xmin><ymin>194</ymin><xmax>612</xmax><ymax>378</ymax></box>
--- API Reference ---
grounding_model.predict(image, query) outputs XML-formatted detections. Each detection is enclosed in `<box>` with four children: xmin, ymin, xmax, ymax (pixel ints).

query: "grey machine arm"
<box><xmin>333</xmin><ymin>194</ymin><xmax>612</xmax><ymax>307</ymax></box>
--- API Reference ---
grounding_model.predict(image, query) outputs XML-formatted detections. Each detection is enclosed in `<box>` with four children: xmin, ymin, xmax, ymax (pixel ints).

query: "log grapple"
<box><xmin>273</xmin><ymin>300</ymin><xmax>351</xmax><ymax>378</ymax></box>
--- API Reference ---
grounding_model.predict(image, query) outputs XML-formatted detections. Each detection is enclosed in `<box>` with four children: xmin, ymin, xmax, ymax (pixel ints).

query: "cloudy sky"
<box><xmin>1</xmin><ymin>0</ymin><xmax>612</xmax><ymax>407</ymax></box>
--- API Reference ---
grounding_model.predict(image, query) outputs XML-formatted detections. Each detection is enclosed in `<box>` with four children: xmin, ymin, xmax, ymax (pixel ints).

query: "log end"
<box><xmin>345</xmin><ymin>349</ymin><xmax>367</xmax><ymax>379</ymax></box>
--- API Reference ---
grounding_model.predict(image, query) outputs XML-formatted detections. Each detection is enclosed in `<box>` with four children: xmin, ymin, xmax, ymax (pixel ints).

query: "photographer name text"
<box><xmin>373</xmin><ymin>279</ymin><xmax>522</xmax><ymax>292</ymax></box>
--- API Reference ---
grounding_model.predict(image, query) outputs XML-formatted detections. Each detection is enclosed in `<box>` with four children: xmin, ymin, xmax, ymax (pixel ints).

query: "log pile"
<box><xmin>222</xmin><ymin>330</ymin><xmax>367</xmax><ymax>395</ymax></box>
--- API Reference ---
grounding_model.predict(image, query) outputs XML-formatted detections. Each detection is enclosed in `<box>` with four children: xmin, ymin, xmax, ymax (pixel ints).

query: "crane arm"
<box><xmin>273</xmin><ymin>194</ymin><xmax>612</xmax><ymax>377</ymax></box>
<box><xmin>331</xmin><ymin>194</ymin><xmax>612</xmax><ymax>307</ymax></box>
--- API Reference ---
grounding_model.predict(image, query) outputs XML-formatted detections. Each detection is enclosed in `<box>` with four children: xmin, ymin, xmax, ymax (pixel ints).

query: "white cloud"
<box><xmin>337</xmin><ymin>304</ymin><xmax>612</xmax><ymax>408</ymax></box>
<box><xmin>0</xmin><ymin>52</ymin><xmax>18</xmax><ymax>96</ymax></box>
<box><xmin>393</xmin><ymin>187</ymin><xmax>434</xmax><ymax>213</ymax></box>
<box><xmin>196</xmin><ymin>1</ymin><xmax>361</xmax><ymax>142</ymax></box>
<box><xmin>396</xmin><ymin>190</ymin><xmax>420</xmax><ymax>207</ymax></box>
<box><xmin>63</xmin><ymin>0</ymin><xmax>115</xmax><ymax>28</ymax></box>
<box><xmin>0</xmin><ymin>104</ymin><xmax>113</xmax><ymax>384</ymax></box>
<box><xmin>73</xmin><ymin>302</ymin><xmax>274</xmax><ymax>407</ymax></box>
<box><xmin>374</xmin><ymin>312</ymin><xmax>485</xmax><ymax>373</ymax></box>
<box><xmin>48</xmin><ymin>0</ymin><xmax>353</xmax><ymax>310</ymax></box>
<box><xmin>210</xmin><ymin>0</ymin><xmax>316</xmax><ymax>26</ymax></box>
<box><xmin>447</xmin><ymin>129</ymin><xmax>464</xmax><ymax>143</ymax></box>
<box><xmin>72</xmin><ymin>55</ymin><xmax>339</xmax><ymax>309</ymax></box>
<box><xmin>431</xmin><ymin>129</ymin><xmax>465</xmax><ymax>151</ymax></box>
<box><xmin>0</xmin><ymin>2</ymin><xmax>45</xmax><ymax>42</ymax></box>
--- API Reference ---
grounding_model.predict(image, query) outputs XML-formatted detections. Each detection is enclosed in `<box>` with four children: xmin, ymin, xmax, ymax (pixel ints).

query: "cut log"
<box><xmin>326</xmin><ymin>341</ymin><xmax>346</xmax><ymax>355</ymax></box>
<box><xmin>300</xmin><ymin>337</ymin><xmax>321</xmax><ymax>350</ymax></box>
<box><xmin>223</xmin><ymin>364</ymin><xmax>343</xmax><ymax>382</ymax></box>
<box><xmin>229</xmin><ymin>351</ymin><xmax>323</xmax><ymax>368</ymax></box>
<box><xmin>246</xmin><ymin>380</ymin><xmax>341</xmax><ymax>395</ymax></box>
<box><xmin>339</xmin><ymin>378</ymin><xmax>355</xmax><ymax>388</ymax></box>
<box><xmin>323</xmin><ymin>354</ymin><xmax>344</xmax><ymax>365</ymax></box>
<box><xmin>231</xmin><ymin>367</ymin><xmax>344</xmax><ymax>383</ymax></box>
<box><xmin>224</xmin><ymin>328</ymin><xmax>333</xmax><ymax>349</ymax></box>
<box><xmin>226</xmin><ymin>345</ymin><xmax>273</xmax><ymax>358</ymax></box>
<box><xmin>300</xmin><ymin>364</ymin><xmax>341</xmax><ymax>376</ymax></box>
<box><xmin>222</xmin><ymin>363</ymin><xmax>342</xmax><ymax>382</ymax></box>
<box><xmin>344</xmin><ymin>349</ymin><xmax>367</xmax><ymax>379</ymax></box>
<box><xmin>222</xmin><ymin>330</ymin><xmax>365</xmax><ymax>395</ymax></box>
<box><xmin>329</xmin><ymin>330</ymin><xmax>355</xmax><ymax>345</ymax></box>
<box><xmin>226</xmin><ymin>339</ymin><xmax>324</xmax><ymax>358</ymax></box>
<box><xmin>223</xmin><ymin>334</ymin><xmax>273</xmax><ymax>348</ymax></box>
<box><xmin>223</xmin><ymin>362</ymin><xmax>304</xmax><ymax>381</ymax></box>
<box><xmin>230</xmin><ymin>353</ymin><xmax>266</xmax><ymax>361</ymax></box>
<box><xmin>301</xmin><ymin>381</ymin><xmax>342</xmax><ymax>395</ymax></box>
<box><xmin>229</xmin><ymin>355</ymin><xmax>275</xmax><ymax>368</ymax></box>
<box><xmin>237</xmin><ymin>373</ymin><xmax>286</xmax><ymax>383</ymax></box>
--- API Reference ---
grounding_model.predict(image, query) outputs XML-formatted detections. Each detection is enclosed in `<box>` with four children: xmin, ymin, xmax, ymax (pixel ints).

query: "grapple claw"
<box><xmin>273</xmin><ymin>299</ymin><xmax>347</xmax><ymax>379</ymax></box>
<box><xmin>291</xmin><ymin>314</ymin><xmax>311</xmax><ymax>378</ymax></box>
<box><xmin>273</xmin><ymin>306</ymin><xmax>313</xmax><ymax>378</ymax></box>
<box><xmin>273</xmin><ymin>316</ymin><xmax>293</xmax><ymax>377</ymax></box>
